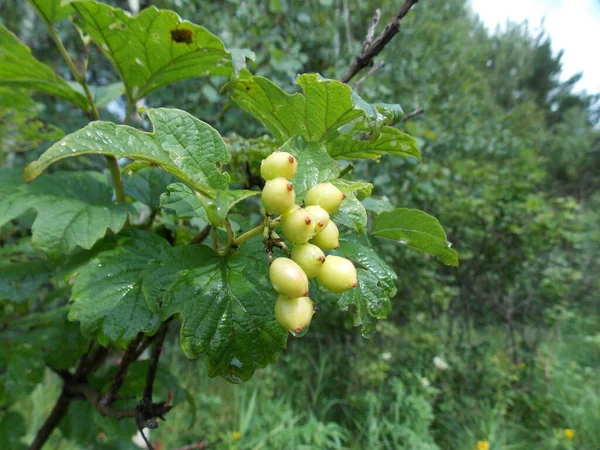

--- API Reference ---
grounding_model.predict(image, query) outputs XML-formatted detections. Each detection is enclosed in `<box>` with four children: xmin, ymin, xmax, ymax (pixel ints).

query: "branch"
<box><xmin>340</xmin><ymin>0</ymin><xmax>421</xmax><ymax>83</ymax></box>
<box><xmin>28</xmin><ymin>392</ymin><xmax>71</xmax><ymax>450</ymax></box>
<box><xmin>191</xmin><ymin>224</ymin><xmax>212</xmax><ymax>244</ymax></box>
<box><xmin>354</xmin><ymin>60</ymin><xmax>386</xmax><ymax>89</ymax></box>
<box><xmin>400</xmin><ymin>107</ymin><xmax>425</xmax><ymax>122</ymax></box>
<box><xmin>136</xmin><ymin>320</ymin><xmax>172</xmax><ymax>450</ymax></box>
<box><xmin>29</xmin><ymin>344</ymin><xmax>109</xmax><ymax>450</ymax></box>
<box><xmin>143</xmin><ymin>321</ymin><xmax>170</xmax><ymax>404</ymax></box>
<box><xmin>100</xmin><ymin>333</ymin><xmax>145</xmax><ymax>406</ymax></box>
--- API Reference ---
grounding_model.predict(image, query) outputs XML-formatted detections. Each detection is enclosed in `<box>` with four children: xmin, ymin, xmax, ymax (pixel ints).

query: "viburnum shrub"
<box><xmin>0</xmin><ymin>0</ymin><xmax>457</xmax><ymax>447</ymax></box>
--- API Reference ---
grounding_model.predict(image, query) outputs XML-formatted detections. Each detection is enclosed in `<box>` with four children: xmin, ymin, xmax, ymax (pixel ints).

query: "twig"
<box><xmin>191</xmin><ymin>224</ymin><xmax>212</xmax><ymax>244</ymax></box>
<box><xmin>100</xmin><ymin>333</ymin><xmax>145</xmax><ymax>406</ymax></box>
<box><xmin>29</xmin><ymin>345</ymin><xmax>109</xmax><ymax>450</ymax></box>
<box><xmin>340</xmin><ymin>0</ymin><xmax>421</xmax><ymax>83</ymax></box>
<box><xmin>400</xmin><ymin>107</ymin><xmax>425</xmax><ymax>122</ymax></box>
<box><xmin>339</xmin><ymin>164</ymin><xmax>355</xmax><ymax>178</ymax></box>
<box><xmin>354</xmin><ymin>60</ymin><xmax>386</xmax><ymax>89</ymax></box>
<box><xmin>28</xmin><ymin>392</ymin><xmax>71</xmax><ymax>450</ymax></box>
<box><xmin>143</xmin><ymin>321</ymin><xmax>170</xmax><ymax>404</ymax></box>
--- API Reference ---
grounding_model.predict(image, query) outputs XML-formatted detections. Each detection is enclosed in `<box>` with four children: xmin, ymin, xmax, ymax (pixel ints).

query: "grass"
<box><xmin>12</xmin><ymin>312</ymin><xmax>600</xmax><ymax>450</ymax></box>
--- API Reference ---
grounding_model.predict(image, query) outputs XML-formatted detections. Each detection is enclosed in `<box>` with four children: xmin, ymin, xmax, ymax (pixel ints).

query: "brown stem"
<box><xmin>400</xmin><ymin>107</ymin><xmax>425</xmax><ymax>122</ymax></box>
<box><xmin>28</xmin><ymin>392</ymin><xmax>71</xmax><ymax>450</ymax></box>
<box><xmin>143</xmin><ymin>321</ymin><xmax>170</xmax><ymax>404</ymax></box>
<box><xmin>29</xmin><ymin>345</ymin><xmax>109</xmax><ymax>450</ymax></box>
<box><xmin>191</xmin><ymin>225</ymin><xmax>212</xmax><ymax>244</ymax></box>
<box><xmin>101</xmin><ymin>333</ymin><xmax>145</xmax><ymax>406</ymax></box>
<box><xmin>340</xmin><ymin>0</ymin><xmax>421</xmax><ymax>83</ymax></box>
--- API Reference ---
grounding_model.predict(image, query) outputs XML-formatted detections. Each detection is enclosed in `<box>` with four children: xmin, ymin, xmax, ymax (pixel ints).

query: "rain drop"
<box><xmin>361</xmin><ymin>328</ymin><xmax>377</xmax><ymax>339</ymax></box>
<box><xmin>224</xmin><ymin>373</ymin><xmax>243</xmax><ymax>384</ymax></box>
<box><xmin>230</xmin><ymin>356</ymin><xmax>243</xmax><ymax>368</ymax></box>
<box><xmin>399</xmin><ymin>238</ymin><xmax>409</xmax><ymax>245</ymax></box>
<box><xmin>290</xmin><ymin>324</ymin><xmax>310</xmax><ymax>338</ymax></box>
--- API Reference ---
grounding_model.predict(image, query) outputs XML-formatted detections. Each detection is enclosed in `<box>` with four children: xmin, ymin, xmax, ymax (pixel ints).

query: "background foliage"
<box><xmin>1</xmin><ymin>0</ymin><xmax>599</xmax><ymax>449</ymax></box>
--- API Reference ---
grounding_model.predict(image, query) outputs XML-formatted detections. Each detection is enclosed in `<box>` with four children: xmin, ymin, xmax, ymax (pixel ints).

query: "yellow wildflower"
<box><xmin>564</xmin><ymin>429</ymin><xmax>575</xmax><ymax>440</ymax></box>
<box><xmin>476</xmin><ymin>440</ymin><xmax>490</xmax><ymax>450</ymax></box>
<box><xmin>232</xmin><ymin>431</ymin><xmax>242</xmax><ymax>441</ymax></box>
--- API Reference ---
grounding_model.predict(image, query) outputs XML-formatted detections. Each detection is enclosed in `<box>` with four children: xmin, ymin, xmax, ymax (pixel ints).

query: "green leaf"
<box><xmin>338</xmin><ymin>234</ymin><xmax>398</xmax><ymax>296</ymax></box>
<box><xmin>331</xmin><ymin>234</ymin><xmax>397</xmax><ymax>333</ymax></box>
<box><xmin>70</xmin><ymin>2</ymin><xmax>245</xmax><ymax>101</ymax></box>
<box><xmin>10</xmin><ymin>307</ymin><xmax>88</xmax><ymax>370</ymax></box>
<box><xmin>280</xmin><ymin>134</ymin><xmax>340</xmax><ymax>200</ymax></box>
<box><xmin>327</xmin><ymin>125</ymin><xmax>421</xmax><ymax>161</ymax></box>
<box><xmin>24</xmin><ymin>108</ymin><xmax>231</xmax><ymax>196</ymax></box>
<box><xmin>331</xmin><ymin>179</ymin><xmax>373</xmax><ymax>234</ymax></box>
<box><xmin>0</xmin><ymin>25</ymin><xmax>89</xmax><ymax>110</ymax></box>
<box><xmin>0</xmin><ymin>341</ymin><xmax>45</xmax><ymax>407</ymax></box>
<box><xmin>69</xmin><ymin>229</ymin><xmax>168</xmax><ymax>347</ymax></box>
<box><xmin>0</xmin><ymin>170</ymin><xmax>131</xmax><ymax>256</ymax></box>
<box><xmin>123</xmin><ymin>167</ymin><xmax>175</xmax><ymax>208</ymax></box>
<box><xmin>0</xmin><ymin>88</ymin><xmax>64</xmax><ymax>153</ymax></box>
<box><xmin>371</xmin><ymin>208</ymin><xmax>459</xmax><ymax>266</ymax></box>
<box><xmin>0</xmin><ymin>260</ymin><xmax>54</xmax><ymax>304</ymax></box>
<box><xmin>198</xmin><ymin>189</ymin><xmax>259</xmax><ymax>228</ymax></box>
<box><xmin>362</xmin><ymin>195</ymin><xmax>395</xmax><ymax>214</ymax></box>
<box><xmin>159</xmin><ymin>182</ymin><xmax>257</xmax><ymax>227</ymax></box>
<box><xmin>87</xmin><ymin>82</ymin><xmax>125</xmax><ymax>108</ymax></box>
<box><xmin>0</xmin><ymin>412</ymin><xmax>27</xmax><ymax>450</ymax></box>
<box><xmin>142</xmin><ymin>239</ymin><xmax>287</xmax><ymax>382</ymax></box>
<box><xmin>225</xmin><ymin>73</ymin><xmax>381</xmax><ymax>144</ymax></box>
<box><xmin>160</xmin><ymin>182</ymin><xmax>207</xmax><ymax>220</ymax></box>
<box><xmin>26</xmin><ymin>0</ymin><xmax>74</xmax><ymax>24</ymax></box>
<box><xmin>373</xmin><ymin>103</ymin><xmax>404</xmax><ymax>125</ymax></box>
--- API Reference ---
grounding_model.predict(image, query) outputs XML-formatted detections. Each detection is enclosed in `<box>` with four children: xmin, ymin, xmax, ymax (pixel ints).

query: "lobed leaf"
<box><xmin>0</xmin><ymin>260</ymin><xmax>54</xmax><ymax>304</ymax></box>
<box><xmin>0</xmin><ymin>170</ymin><xmax>131</xmax><ymax>256</ymax></box>
<box><xmin>331</xmin><ymin>234</ymin><xmax>398</xmax><ymax>333</ymax></box>
<box><xmin>9</xmin><ymin>307</ymin><xmax>88</xmax><ymax>370</ymax></box>
<box><xmin>0</xmin><ymin>25</ymin><xmax>89</xmax><ymax>110</ymax></box>
<box><xmin>0</xmin><ymin>341</ymin><xmax>45</xmax><ymax>407</ymax></box>
<box><xmin>69</xmin><ymin>229</ymin><xmax>169</xmax><ymax>348</ymax></box>
<box><xmin>142</xmin><ymin>238</ymin><xmax>287</xmax><ymax>382</ymax></box>
<box><xmin>225</xmin><ymin>73</ymin><xmax>381</xmax><ymax>144</ymax></box>
<box><xmin>280</xmin><ymin>134</ymin><xmax>340</xmax><ymax>200</ymax></box>
<box><xmin>331</xmin><ymin>179</ymin><xmax>373</xmax><ymax>233</ymax></box>
<box><xmin>327</xmin><ymin>125</ymin><xmax>420</xmax><ymax>161</ymax></box>
<box><xmin>122</xmin><ymin>167</ymin><xmax>175</xmax><ymax>208</ymax></box>
<box><xmin>24</xmin><ymin>108</ymin><xmax>231</xmax><ymax>196</ymax></box>
<box><xmin>371</xmin><ymin>208</ymin><xmax>459</xmax><ymax>266</ymax></box>
<box><xmin>69</xmin><ymin>1</ymin><xmax>246</xmax><ymax>101</ymax></box>
<box><xmin>26</xmin><ymin>0</ymin><xmax>74</xmax><ymax>25</ymax></box>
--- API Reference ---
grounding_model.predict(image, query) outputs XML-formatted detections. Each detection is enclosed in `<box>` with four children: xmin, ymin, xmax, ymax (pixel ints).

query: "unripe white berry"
<box><xmin>291</xmin><ymin>243</ymin><xmax>326</xmax><ymax>278</ymax></box>
<box><xmin>269</xmin><ymin>257</ymin><xmax>309</xmax><ymax>298</ymax></box>
<box><xmin>274</xmin><ymin>295</ymin><xmax>314</xmax><ymax>334</ymax></box>
<box><xmin>309</xmin><ymin>221</ymin><xmax>339</xmax><ymax>250</ymax></box>
<box><xmin>261</xmin><ymin>177</ymin><xmax>295</xmax><ymax>215</ymax></box>
<box><xmin>280</xmin><ymin>206</ymin><xmax>316</xmax><ymax>244</ymax></box>
<box><xmin>304</xmin><ymin>205</ymin><xmax>329</xmax><ymax>235</ymax></box>
<box><xmin>304</xmin><ymin>182</ymin><xmax>346</xmax><ymax>214</ymax></box>
<box><xmin>317</xmin><ymin>255</ymin><xmax>358</xmax><ymax>294</ymax></box>
<box><xmin>260</xmin><ymin>152</ymin><xmax>297</xmax><ymax>180</ymax></box>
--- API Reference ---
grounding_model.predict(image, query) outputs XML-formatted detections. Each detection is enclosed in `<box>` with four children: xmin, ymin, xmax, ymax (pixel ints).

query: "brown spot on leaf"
<box><xmin>170</xmin><ymin>28</ymin><xmax>193</xmax><ymax>44</ymax></box>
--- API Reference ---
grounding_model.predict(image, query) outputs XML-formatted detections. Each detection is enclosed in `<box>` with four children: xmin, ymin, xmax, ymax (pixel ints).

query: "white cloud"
<box><xmin>470</xmin><ymin>0</ymin><xmax>600</xmax><ymax>94</ymax></box>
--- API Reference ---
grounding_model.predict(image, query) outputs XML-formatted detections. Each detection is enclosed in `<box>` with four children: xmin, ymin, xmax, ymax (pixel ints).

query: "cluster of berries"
<box><xmin>260</xmin><ymin>151</ymin><xmax>358</xmax><ymax>336</ymax></box>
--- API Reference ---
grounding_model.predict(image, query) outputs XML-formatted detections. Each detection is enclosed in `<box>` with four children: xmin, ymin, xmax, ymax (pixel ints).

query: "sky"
<box><xmin>470</xmin><ymin>0</ymin><xmax>600</xmax><ymax>94</ymax></box>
